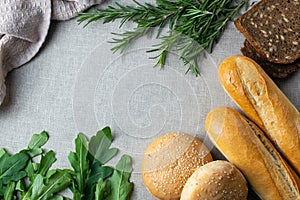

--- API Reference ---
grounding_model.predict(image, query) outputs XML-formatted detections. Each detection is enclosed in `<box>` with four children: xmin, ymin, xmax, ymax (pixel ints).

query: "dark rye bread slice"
<box><xmin>241</xmin><ymin>40</ymin><xmax>300</xmax><ymax>78</ymax></box>
<box><xmin>235</xmin><ymin>0</ymin><xmax>300</xmax><ymax>64</ymax></box>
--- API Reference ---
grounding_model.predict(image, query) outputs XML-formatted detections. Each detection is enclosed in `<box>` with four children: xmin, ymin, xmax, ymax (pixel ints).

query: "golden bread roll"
<box><xmin>206</xmin><ymin>107</ymin><xmax>300</xmax><ymax>200</ymax></box>
<box><xmin>218</xmin><ymin>55</ymin><xmax>300</xmax><ymax>175</ymax></box>
<box><xmin>142</xmin><ymin>132</ymin><xmax>213</xmax><ymax>200</ymax></box>
<box><xmin>181</xmin><ymin>160</ymin><xmax>248</xmax><ymax>200</ymax></box>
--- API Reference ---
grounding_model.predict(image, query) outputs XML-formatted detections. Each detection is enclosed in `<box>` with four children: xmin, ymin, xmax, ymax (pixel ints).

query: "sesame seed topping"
<box><xmin>283</xmin><ymin>17</ymin><xmax>289</xmax><ymax>23</ymax></box>
<box><xmin>260</xmin><ymin>30</ymin><xmax>267</xmax><ymax>34</ymax></box>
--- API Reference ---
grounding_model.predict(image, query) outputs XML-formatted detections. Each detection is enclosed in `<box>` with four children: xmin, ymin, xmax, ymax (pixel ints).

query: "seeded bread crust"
<box><xmin>181</xmin><ymin>161</ymin><xmax>248</xmax><ymax>200</ymax></box>
<box><xmin>235</xmin><ymin>0</ymin><xmax>300</xmax><ymax>64</ymax></box>
<box><xmin>141</xmin><ymin>132</ymin><xmax>213</xmax><ymax>200</ymax></box>
<box><xmin>241</xmin><ymin>40</ymin><xmax>300</xmax><ymax>78</ymax></box>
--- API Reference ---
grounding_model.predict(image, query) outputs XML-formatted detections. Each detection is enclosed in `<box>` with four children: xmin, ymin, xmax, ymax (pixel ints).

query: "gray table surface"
<box><xmin>0</xmin><ymin>1</ymin><xmax>299</xmax><ymax>199</ymax></box>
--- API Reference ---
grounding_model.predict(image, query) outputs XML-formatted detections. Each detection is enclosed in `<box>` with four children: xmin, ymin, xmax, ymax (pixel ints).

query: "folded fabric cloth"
<box><xmin>0</xmin><ymin>0</ymin><xmax>105</xmax><ymax>104</ymax></box>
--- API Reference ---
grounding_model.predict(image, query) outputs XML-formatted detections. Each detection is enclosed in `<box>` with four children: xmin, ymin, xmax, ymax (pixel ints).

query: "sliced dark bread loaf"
<box><xmin>241</xmin><ymin>40</ymin><xmax>300</xmax><ymax>78</ymax></box>
<box><xmin>235</xmin><ymin>0</ymin><xmax>300</xmax><ymax>64</ymax></box>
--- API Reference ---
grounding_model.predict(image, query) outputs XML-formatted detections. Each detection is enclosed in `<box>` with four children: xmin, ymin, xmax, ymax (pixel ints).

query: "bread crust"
<box><xmin>206</xmin><ymin>107</ymin><xmax>300</xmax><ymax>200</ymax></box>
<box><xmin>180</xmin><ymin>160</ymin><xmax>248</xmax><ymax>200</ymax></box>
<box><xmin>218</xmin><ymin>56</ymin><xmax>300</xmax><ymax>176</ymax></box>
<box><xmin>141</xmin><ymin>132</ymin><xmax>213</xmax><ymax>199</ymax></box>
<box><xmin>234</xmin><ymin>0</ymin><xmax>300</xmax><ymax>64</ymax></box>
<box><xmin>218</xmin><ymin>56</ymin><xmax>265</xmax><ymax>131</ymax></box>
<box><xmin>241</xmin><ymin>40</ymin><xmax>300</xmax><ymax>78</ymax></box>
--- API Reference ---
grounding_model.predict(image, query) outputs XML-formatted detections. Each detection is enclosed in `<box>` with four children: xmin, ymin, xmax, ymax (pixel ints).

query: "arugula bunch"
<box><xmin>0</xmin><ymin>127</ymin><xmax>134</xmax><ymax>200</ymax></box>
<box><xmin>0</xmin><ymin>131</ymin><xmax>72</xmax><ymax>200</ymax></box>
<box><xmin>69</xmin><ymin>127</ymin><xmax>133</xmax><ymax>200</ymax></box>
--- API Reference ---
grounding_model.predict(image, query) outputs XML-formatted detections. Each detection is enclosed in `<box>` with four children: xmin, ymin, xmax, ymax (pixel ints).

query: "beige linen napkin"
<box><xmin>0</xmin><ymin>0</ymin><xmax>104</xmax><ymax>104</ymax></box>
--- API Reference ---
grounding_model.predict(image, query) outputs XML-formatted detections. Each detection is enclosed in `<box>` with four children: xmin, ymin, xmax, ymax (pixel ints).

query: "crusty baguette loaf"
<box><xmin>218</xmin><ymin>55</ymin><xmax>300</xmax><ymax>175</ymax></box>
<box><xmin>206</xmin><ymin>107</ymin><xmax>300</xmax><ymax>200</ymax></box>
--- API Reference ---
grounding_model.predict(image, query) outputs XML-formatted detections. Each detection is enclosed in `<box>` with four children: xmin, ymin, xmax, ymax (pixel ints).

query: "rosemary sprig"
<box><xmin>78</xmin><ymin>0</ymin><xmax>247</xmax><ymax>76</ymax></box>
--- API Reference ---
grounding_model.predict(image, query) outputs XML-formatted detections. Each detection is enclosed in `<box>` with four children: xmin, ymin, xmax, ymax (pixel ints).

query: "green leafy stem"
<box><xmin>0</xmin><ymin>127</ymin><xmax>134</xmax><ymax>200</ymax></box>
<box><xmin>78</xmin><ymin>0</ymin><xmax>248</xmax><ymax>76</ymax></box>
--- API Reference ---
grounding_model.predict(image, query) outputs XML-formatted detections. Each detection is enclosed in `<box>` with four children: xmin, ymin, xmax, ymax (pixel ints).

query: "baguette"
<box><xmin>218</xmin><ymin>55</ymin><xmax>300</xmax><ymax>175</ymax></box>
<box><xmin>206</xmin><ymin>107</ymin><xmax>300</xmax><ymax>200</ymax></box>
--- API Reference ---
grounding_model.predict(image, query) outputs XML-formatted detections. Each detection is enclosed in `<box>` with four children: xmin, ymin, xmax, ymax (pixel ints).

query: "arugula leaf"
<box><xmin>97</xmin><ymin>155</ymin><xmax>133</xmax><ymax>200</ymax></box>
<box><xmin>84</xmin><ymin>165</ymin><xmax>114</xmax><ymax>200</ymax></box>
<box><xmin>28</xmin><ymin>131</ymin><xmax>48</xmax><ymax>149</ymax></box>
<box><xmin>49</xmin><ymin>196</ymin><xmax>67</xmax><ymax>200</ymax></box>
<box><xmin>68</xmin><ymin>133</ymin><xmax>89</xmax><ymax>196</ymax></box>
<box><xmin>69</xmin><ymin>130</ymin><xmax>115</xmax><ymax>200</ymax></box>
<box><xmin>101</xmin><ymin>127</ymin><xmax>113</xmax><ymax>141</ymax></box>
<box><xmin>31</xmin><ymin>174</ymin><xmax>44</xmax><ymax>198</ymax></box>
<box><xmin>115</xmin><ymin>155</ymin><xmax>133</xmax><ymax>174</ymax></box>
<box><xmin>0</xmin><ymin>151</ymin><xmax>29</xmax><ymax>185</ymax></box>
<box><xmin>0</xmin><ymin>131</ymin><xmax>71</xmax><ymax>200</ymax></box>
<box><xmin>0</xmin><ymin>182</ymin><xmax>4</xmax><ymax>196</ymax></box>
<box><xmin>0</xmin><ymin>128</ymin><xmax>134</xmax><ymax>200</ymax></box>
<box><xmin>15</xmin><ymin>180</ymin><xmax>25</xmax><ymax>196</ymax></box>
<box><xmin>22</xmin><ymin>170</ymin><xmax>72</xmax><ymax>200</ymax></box>
<box><xmin>4</xmin><ymin>181</ymin><xmax>15</xmax><ymax>200</ymax></box>
<box><xmin>49</xmin><ymin>195</ymin><xmax>71</xmax><ymax>200</ymax></box>
<box><xmin>37</xmin><ymin>151</ymin><xmax>56</xmax><ymax>176</ymax></box>
<box><xmin>95</xmin><ymin>179</ymin><xmax>107</xmax><ymax>200</ymax></box>
<box><xmin>0</xmin><ymin>151</ymin><xmax>29</xmax><ymax>197</ymax></box>
<box><xmin>25</xmin><ymin>160</ymin><xmax>36</xmax><ymax>183</ymax></box>
<box><xmin>88</xmin><ymin>127</ymin><xmax>118</xmax><ymax>165</ymax></box>
<box><xmin>27</xmin><ymin>131</ymin><xmax>49</xmax><ymax>158</ymax></box>
<box><xmin>39</xmin><ymin>169</ymin><xmax>72</xmax><ymax>200</ymax></box>
<box><xmin>86</xmin><ymin>165</ymin><xmax>114</xmax><ymax>188</ymax></box>
<box><xmin>0</xmin><ymin>148</ymin><xmax>6</xmax><ymax>158</ymax></box>
<box><xmin>69</xmin><ymin>127</ymin><xmax>133</xmax><ymax>200</ymax></box>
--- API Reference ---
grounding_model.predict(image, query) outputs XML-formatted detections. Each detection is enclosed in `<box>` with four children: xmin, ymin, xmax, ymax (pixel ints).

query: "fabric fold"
<box><xmin>0</xmin><ymin>0</ymin><xmax>105</xmax><ymax>104</ymax></box>
<box><xmin>0</xmin><ymin>0</ymin><xmax>51</xmax><ymax>103</ymax></box>
<box><xmin>52</xmin><ymin>0</ymin><xmax>104</xmax><ymax>20</ymax></box>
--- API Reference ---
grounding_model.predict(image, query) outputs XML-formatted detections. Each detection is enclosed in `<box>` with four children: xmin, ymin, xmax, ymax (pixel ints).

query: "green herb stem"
<box><xmin>78</xmin><ymin>0</ymin><xmax>248</xmax><ymax>76</ymax></box>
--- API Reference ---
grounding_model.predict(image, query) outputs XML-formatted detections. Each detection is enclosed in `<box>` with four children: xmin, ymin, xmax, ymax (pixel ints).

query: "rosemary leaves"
<box><xmin>78</xmin><ymin>0</ymin><xmax>248</xmax><ymax>76</ymax></box>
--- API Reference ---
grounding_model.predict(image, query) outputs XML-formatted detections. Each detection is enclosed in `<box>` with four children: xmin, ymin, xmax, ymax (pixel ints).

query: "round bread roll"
<box><xmin>181</xmin><ymin>160</ymin><xmax>248</xmax><ymax>200</ymax></box>
<box><xmin>142</xmin><ymin>132</ymin><xmax>213</xmax><ymax>200</ymax></box>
